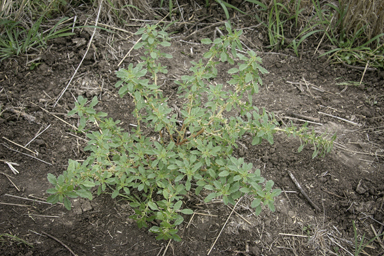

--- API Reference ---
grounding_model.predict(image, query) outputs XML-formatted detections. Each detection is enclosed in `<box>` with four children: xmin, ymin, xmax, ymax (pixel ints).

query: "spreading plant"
<box><xmin>46</xmin><ymin>23</ymin><xmax>334</xmax><ymax>241</ymax></box>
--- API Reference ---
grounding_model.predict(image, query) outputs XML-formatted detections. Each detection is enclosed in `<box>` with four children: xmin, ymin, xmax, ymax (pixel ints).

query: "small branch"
<box><xmin>207</xmin><ymin>197</ymin><xmax>243</xmax><ymax>255</ymax></box>
<box><xmin>2</xmin><ymin>137</ymin><xmax>36</xmax><ymax>155</ymax></box>
<box><xmin>42</xmin><ymin>231</ymin><xmax>77</xmax><ymax>256</ymax></box>
<box><xmin>178</xmin><ymin>128</ymin><xmax>204</xmax><ymax>146</ymax></box>
<box><xmin>162</xmin><ymin>239</ymin><xmax>171</xmax><ymax>256</ymax></box>
<box><xmin>25</xmin><ymin>124</ymin><xmax>51</xmax><ymax>147</ymax></box>
<box><xmin>0</xmin><ymin>172</ymin><xmax>20</xmax><ymax>191</ymax></box>
<box><xmin>288</xmin><ymin>171</ymin><xmax>321</xmax><ymax>212</ymax></box>
<box><xmin>1</xmin><ymin>143</ymin><xmax>52</xmax><ymax>165</ymax></box>
<box><xmin>318</xmin><ymin>111</ymin><xmax>361</xmax><ymax>126</ymax></box>
<box><xmin>53</xmin><ymin>0</ymin><xmax>103</xmax><ymax>107</ymax></box>
<box><xmin>288</xmin><ymin>112</ymin><xmax>320</xmax><ymax>123</ymax></box>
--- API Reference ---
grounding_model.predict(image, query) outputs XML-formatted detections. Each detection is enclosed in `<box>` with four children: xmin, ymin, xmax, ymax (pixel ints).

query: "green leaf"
<box><xmin>180</xmin><ymin>209</ymin><xmax>193</xmax><ymax>214</ymax></box>
<box><xmin>82</xmin><ymin>180</ymin><xmax>95</xmax><ymax>188</ymax></box>
<box><xmin>204</xmin><ymin>192</ymin><xmax>217</xmax><ymax>202</ymax></box>
<box><xmin>265</xmin><ymin>180</ymin><xmax>274</xmax><ymax>191</ymax></box>
<box><xmin>218</xmin><ymin>170</ymin><xmax>230</xmax><ymax>177</ymax></box>
<box><xmin>47</xmin><ymin>173</ymin><xmax>57</xmax><ymax>185</ymax></box>
<box><xmin>150</xmin><ymin>51</ymin><xmax>157</xmax><ymax>59</ymax></box>
<box><xmin>174</xmin><ymin>200</ymin><xmax>182</xmax><ymax>211</ymax></box>
<box><xmin>240</xmin><ymin>187</ymin><xmax>250</xmax><ymax>193</ymax></box>
<box><xmin>63</xmin><ymin>197</ymin><xmax>71</xmax><ymax>210</ymax></box>
<box><xmin>251</xmin><ymin>198</ymin><xmax>261</xmax><ymax>208</ymax></box>
<box><xmin>228</xmin><ymin>68</ymin><xmax>239</xmax><ymax>74</ymax></box>
<box><xmin>174</xmin><ymin>215</ymin><xmax>184</xmax><ymax>225</ymax></box>
<box><xmin>254</xmin><ymin>205</ymin><xmax>262</xmax><ymax>215</ymax></box>
<box><xmin>245</xmin><ymin>73</ymin><xmax>253</xmax><ymax>83</ymax></box>
<box><xmin>75</xmin><ymin>189</ymin><xmax>92</xmax><ymax>200</ymax></box>
<box><xmin>298</xmin><ymin>144</ymin><xmax>304</xmax><ymax>153</ymax></box>
<box><xmin>47</xmin><ymin>194</ymin><xmax>59</xmax><ymax>204</ymax></box>
<box><xmin>168</xmin><ymin>164</ymin><xmax>178</xmax><ymax>170</ymax></box>
<box><xmin>111</xmin><ymin>190</ymin><xmax>119</xmax><ymax>199</ymax></box>
<box><xmin>148</xmin><ymin>201</ymin><xmax>158</xmax><ymax>210</ymax></box>
<box><xmin>201</xmin><ymin>38</ymin><xmax>213</xmax><ymax>44</ymax></box>
<box><xmin>239</xmin><ymin>64</ymin><xmax>248</xmax><ymax>71</ymax></box>
<box><xmin>267</xmin><ymin>201</ymin><xmax>276</xmax><ymax>212</ymax></box>
<box><xmin>252</xmin><ymin>136</ymin><xmax>261</xmax><ymax>145</ymax></box>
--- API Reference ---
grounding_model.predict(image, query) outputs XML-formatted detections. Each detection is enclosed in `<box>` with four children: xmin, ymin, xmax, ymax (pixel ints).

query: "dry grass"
<box><xmin>257</xmin><ymin>0</ymin><xmax>383</xmax><ymax>45</ymax></box>
<box><xmin>97</xmin><ymin>0</ymin><xmax>152</xmax><ymax>24</ymax></box>
<box><xmin>339</xmin><ymin>0</ymin><xmax>384</xmax><ymax>43</ymax></box>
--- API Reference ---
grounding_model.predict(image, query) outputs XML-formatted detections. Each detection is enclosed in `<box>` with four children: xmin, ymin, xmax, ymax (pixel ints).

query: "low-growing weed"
<box><xmin>46</xmin><ymin>23</ymin><xmax>335</xmax><ymax>241</ymax></box>
<box><xmin>0</xmin><ymin>16</ymin><xmax>74</xmax><ymax>61</ymax></box>
<box><xmin>352</xmin><ymin>221</ymin><xmax>383</xmax><ymax>256</ymax></box>
<box><xmin>0</xmin><ymin>233</ymin><xmax>33</xmax><ymax>247</ymax></box>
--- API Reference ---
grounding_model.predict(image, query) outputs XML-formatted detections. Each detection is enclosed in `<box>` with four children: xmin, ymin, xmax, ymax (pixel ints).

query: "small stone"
<box><xmin>356</xmin><ymin>182</ymin><xmax>366</xmax><ymax>194</ymax></box>
<box><xmin>81</xmin><ymin>200</ymin><xmax>93</xmax><ymax>212</ymax></box>
<box><xmin>35</xmin><ymin>139</ymin><xmax>46</xmax><ymax>147</ymax></box>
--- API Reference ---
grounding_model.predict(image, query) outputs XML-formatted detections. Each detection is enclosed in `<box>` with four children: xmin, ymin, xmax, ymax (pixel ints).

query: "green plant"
<box><xmin>0</xmin><ymin>16</ymin><xmax>74</xmax><ymax>60</ymax></box>
<box><xmin>46</xmin><ymin>23</ymin><xmax>334</xmax><ymax>241</ymax></box>
<box><xmin>0</xmin><ymin>233</ymin><xmax>33</xmax><ymax>247</ymax></box>
<box><xmin>352</xmin><ymin>221</ymin><xmax>383</xmax><ymax>256</ymax></box>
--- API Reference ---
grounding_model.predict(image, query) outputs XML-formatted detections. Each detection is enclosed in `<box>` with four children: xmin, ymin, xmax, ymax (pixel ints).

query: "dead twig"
<box><xmin>207</xmin><ymin>197</ymin><xmax>243</xmax><ymax>255</ymax></box>
<box><xmin>42</xmin><ymin>231</ymin><xmax>77</xmax><ymax>256</ymax></box>
<box><xmin>53</xmin><ymin>0</ymin><xmax>103</xmax><ymax>107</ymax></box>
<box><xmin>0</xmin><ymin>171</ymin><xmax>20</xmax><ymax>191</ymax></box>
<box><xmin>6</xmin><ymin>107</ymin><xmax>39</xmax><ymax>124</ymax></box>
<box><xmin>0</xmin><ymin>202</ymin><xmax>30</xmax><ymax>207</ymax></box>
<box><xmin>2</xmin><ymin>136</ymin><xmax>36</xmax><ymax>155</ymax></box>
<box><xmin>288</xmin><ymin>112</ymin><xmax>320</xmax><ymax>123</ymax></box>
<box><xmin>4</xmin><ymin>194</ymin><xmax>53</xmax><ymax>205</ymax></box>
<box><xmin>1</xmin><ymin>143</ymin><xmax>52</xmax><ymax>165</ymax></box>
<box><xmin>288</xmin><ymin>170</ymin><xmax>321</xmax><ymax>212</ymax></box>
<box><xmin>25</xmin><ymin>124</ymin><xmax>51</xmax><ymax>148</ymax></box>
<box><xmin>0</xmin><ymin>159</ymin><xmax>20</xmax><ymax>174</ymax></box>
<box><xmin>162</xmin><ymin>239</ymin><xmax>171</xmax><ymax>256</ymax></box>
<box><xmin>318</xmin><ymin>111</ymin><xmax>361</xmax><ymax>126</ymax></box>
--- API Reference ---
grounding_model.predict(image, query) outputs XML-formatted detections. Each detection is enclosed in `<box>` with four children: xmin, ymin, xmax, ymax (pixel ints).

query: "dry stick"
<box><xmin>341</xmin><ymin>61</ymin><xmax>376</xmax><ymax>71</ymax></box>
<box><xmin>359</xmin><ymin>61</ymin><xmax>369</xmax><ymax>86</ymax></box>
<box><xmin>4</xmin><ymin>194</ymin><xmax>53</xmax><ymax>205</ymax></box>
<box><xmin>226</xmin><ymin>205</ymin><xmax>252</xmax><ymax>225</ymax></box>
<box><xmin>288</xmin><ymin>171</ymin><xmax>321</xmax><ymax>212</ymax></box>
<box><xmin>117</xmin><ymin>37</ymin><xmax>142</xmax><ymax>67</ymax></box>
<box><xmin>279</xmin><ymin>233</ymin><xmax>308</xmax><ymax>238</ymax></box>
<box><xmin>0</xmin><ymin>202</ymin><xmax>30</xmax><ymax>207</ymax></box>
<box><xmin>303</xmin><ymin>77</ymin><xmax>316</xmax><ymax>99</ymax></box>
<box><xmin>318</xmin><ymin>111</ymin><xmax>361</xmax><ymax>126</ymax></box>
<box><xmin>371</xmin><ymin>224</ymin><xmax>384</xmax><ymax>250</ymax></box>
<box><xmin>25</xmin><ymin>124</ymin><xmax>51</xmax><ymax>147</ymax></box>
<box><xmin>183</xmin><ymin>21</ymin><xmax>226</xmax><ymax>41</ymax></box>
<box><xmin>89</xmin><ymin>21</ymin><xmax>134</xmax><ymax>34</ymax></box>
<box><xmin>0</xmin><ymin>171</ymin><xmax>20</xmax><ymax>191</ymax></box>
<box><xmin>42</xmin><ymin>231</ymin><xmax>77</xmax><ymax>256</ymax></box>
<box><xmin>288</xmin><ymin>112</ymin><xmax>320</xmax><ymax>123</ymax></box>
<box><xmin>283</xmin><ymin>116</ymin><xmax>323</xmax><ymax>126</ymax></box>
<box><xmin>1</xmin><ymin>143</ymin><xmax>52</xmax><ymax>165</ymax></box>
<box><xmin>0</xmin><ymin>159</ymin><xmax>19</xmax><ymax>174</ymax></box>
<box><xmin>207</xmin><ymin>197</ymin><xmax>243</xmax><ymax>255</ymax></box>
<box><xmin>53</xmin><ymin>0</ymin><xmax>103</xmax><ymax>108</ymax></box>
<box><xmin>162</xmin><ymin>239</ymin><xmax>172</xmax><ymax>256</ymax></box>
<box><xmin>2</xmin><ymin>136</ymin><xmax>36</xmax><ymax>155</ymax></box>
<box><xmin>314</xmin><ymin>15</ymin><xmax>334</xmax><ymax>56</ymax></box>
<box><xmin>35</xmin><ymin>103</ymin><xmax>84</xmax><ymax>134</ymax></box>
<box><xmin>6</xmin><ymin>107</ymin><xmax>39</xmax><ymax>123</ymax></box>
